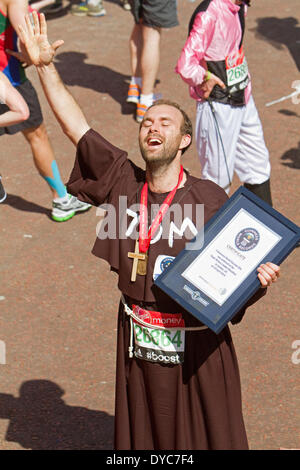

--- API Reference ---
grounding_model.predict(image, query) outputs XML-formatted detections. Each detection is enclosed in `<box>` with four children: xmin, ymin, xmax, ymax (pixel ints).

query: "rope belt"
<box><xmin>121</xmin><ymin>295</ymin><xmax>208</xmax><ymax>358</ymax></box>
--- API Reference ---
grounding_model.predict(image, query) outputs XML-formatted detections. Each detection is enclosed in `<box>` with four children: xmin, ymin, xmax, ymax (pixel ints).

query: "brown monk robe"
<box><xmin>67</xmin><ymin>129</ymin><xmax>265</xmax><ymax>450</ymax></box>
<box><xmin>18</xmin><ymin>11</ymin><xmax>278</xmax><ymax>452</ymax></box>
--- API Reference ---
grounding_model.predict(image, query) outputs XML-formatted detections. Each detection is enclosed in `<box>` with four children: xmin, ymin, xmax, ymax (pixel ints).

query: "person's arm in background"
<box><xmin>6</xmin><ymin>0</ymin><xmax>28</xmax><ymax>30</ymax></box>
<box><xmin>6</xmin><ymin>0</ymin><xmax>55</xmax><ymax>63</ymax></box>
<box><xmin>175</xmin><ymin>12</ymin><xmax>226</xmax><ymax>99</ymax></box>
<box><xmin>5</xmin><ymin>0</ymin><xmax>30</xmax><ymax>63</ymax></box>
<box><xmin>29</xmin><ymin>0</ymin><xmax>55</xmax><ymax>11</ymax></box>
<box><xmin>0</xmin><ymin>72</ymin><xmax>29</xmax><ymax>126</ymax></box>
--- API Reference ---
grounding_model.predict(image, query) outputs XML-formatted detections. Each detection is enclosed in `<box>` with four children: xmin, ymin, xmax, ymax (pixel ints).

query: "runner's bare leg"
<box><xmin>22</xmin><ymin>123</ymin><xmax>61</xmax><ymax>198</ymax></box>
<box><xmin>140</xmin><ymin>24</ymin><xmax>161</xmax><ymax>95</ymax></box>
<box><xmin>129</xmin><ymin>23</ymin><xmax>142</xmax><ymax>78</ymax></box>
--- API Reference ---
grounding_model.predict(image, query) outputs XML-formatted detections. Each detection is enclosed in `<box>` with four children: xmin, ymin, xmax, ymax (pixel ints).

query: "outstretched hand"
<box><xmin>14</xmin><ymin>11</ymin><xmax>64</xmax><ymax>67</ymax></box>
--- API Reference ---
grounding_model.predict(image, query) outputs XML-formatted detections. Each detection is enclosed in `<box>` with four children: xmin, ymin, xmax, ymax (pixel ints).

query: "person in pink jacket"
<box><xmin>176</xmin><ymin>0</ymin><xmax>273</xmax><ymax>206</ymax></box>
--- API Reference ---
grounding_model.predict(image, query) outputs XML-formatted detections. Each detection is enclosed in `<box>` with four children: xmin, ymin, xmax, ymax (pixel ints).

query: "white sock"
<box><xmin>140</xmin><ymin>93</ymin><xmax>154</xmax><ymax>108</ymax></box>
<box><xmin>131</xmin><ymin>76</ymin><xmax>142</xmax><ymax>87</ymax></box>
<box><xmin>53</xmin><ymin>194</ymin><xmax>70</xmax><ymax>204</ymax></box>
<box><xmin>87</xmin><ymin>0</ymin><xmax>101</xmax><ymax>6</ymax></box>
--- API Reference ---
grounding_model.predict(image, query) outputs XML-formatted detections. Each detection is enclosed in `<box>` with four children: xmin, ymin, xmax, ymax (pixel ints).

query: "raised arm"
<box><xmin>17</xmin><ymin>11</ymin><xmax>90</xmax><ymax>145</ymax></box>
<box><xmin>0</xmin><ymin>72</ymin><xmax>29</xmax><ymax>126</ymax></box>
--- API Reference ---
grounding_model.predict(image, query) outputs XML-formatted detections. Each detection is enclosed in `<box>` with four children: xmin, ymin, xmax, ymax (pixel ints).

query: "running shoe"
<box><xmin>51</xmin><ymin>195</ymin><xmax>91</xmax><ymax>222</ymax></box>
<box><xmin>70</xmin><ymin>2</ymin><xmax>88</xmax><ymax>16</ymax></box>
<box><xmin>126</xmin><ymin>83</ymin><xmax>140</xmax><ymax>104</ymax></box>
<box><xmin>136</xmin><ymin>103</ymin><xmax>148</xmax><ymax>123</ymax></box>
<box><xmin>71</xmin><ymin>2</ymin><xmax>106</xmax><ymax>16</ymax></box>
<box><xmin>135</xmin><ymin>94</ymin><xmax>161</xmax><ymax>122</ymax></box>
<box><xmin>121</xmin><ymin>0</ymin><xmax>131</xmax><ymax>11</ymax></box>
<box><xmin>0</xmin><ymin>176</ymin><xmax>6</xmax><ymax>203</ymax></box>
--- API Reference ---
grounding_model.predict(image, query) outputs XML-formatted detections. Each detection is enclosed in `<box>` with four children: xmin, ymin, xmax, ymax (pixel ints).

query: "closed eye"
<box><xmin>161</xmin><ymin>117</ymin><xmax>173</xmax><ymax>126</ymax></box>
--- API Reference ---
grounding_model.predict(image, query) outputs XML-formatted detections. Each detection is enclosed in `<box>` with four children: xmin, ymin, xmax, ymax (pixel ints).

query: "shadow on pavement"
<box><xmin>3</xmin><ymin>194</ymin><xmax>51</xmax><ymax>217</ymax></box>
<box><xmin>252</xmin><ymin>18</ymin><xmax>300</xmax><ymax>170</ymax></box>
<box><xmin>278</xmin><ymin>109</ymin><xmax>300</xmax><ymax>119</ymax></box>
<box><xmin>54</xmin><ymin>52</ymin><xmax>135</xmax><ymax>115</ymax></box>
<box><xmin>280</xmin><ymin>141</ymin><xmax>300</xmax><ymax>169</ymax></box>
<box><xmin>0</xmin><ymin>380</ymin><xmax>114</xmax><ymax>450</ymax></box>
<box><xmin>41</xmin><ymin>3</ymin><xmax>70</xmax><ymax>20</ymax></box>
<box><xmin>252</xmin><ymin>16</ymin><xmax>300</xmax><ymax>71</ymax></box>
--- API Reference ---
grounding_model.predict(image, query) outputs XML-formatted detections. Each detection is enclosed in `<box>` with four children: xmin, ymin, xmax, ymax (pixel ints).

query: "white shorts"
<box><xmin>195</xmin><ymin>96</ymin><xmax>271</xmax><ymax>192</ymax></box>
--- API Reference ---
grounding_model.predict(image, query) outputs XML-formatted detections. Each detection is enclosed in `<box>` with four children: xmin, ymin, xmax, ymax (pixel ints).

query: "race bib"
<box><xmin>132</xmin><ymin>305</ymin><xmax>185</xmax><ymax>365</ymax></box>
<box><xmin>226</xmin><ymin>47</ymin><xmax>249</xmax><ymax>90</ymax></box>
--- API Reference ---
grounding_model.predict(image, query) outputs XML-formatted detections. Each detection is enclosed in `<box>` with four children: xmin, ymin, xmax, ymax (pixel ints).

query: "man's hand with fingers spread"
<box><xmin>16</xmin><ymin>11</ymin><xmax>64</xmax><ymax>67</ymax></box>
<box><xmin>257</xmin><ymin>262</ymin><xmax>280</xmax><ymax>288</ymax></box>
<box><xmin>10</xmin><ymin>11</ymin><xmax>90</xmax><ymax>145</ymax></box>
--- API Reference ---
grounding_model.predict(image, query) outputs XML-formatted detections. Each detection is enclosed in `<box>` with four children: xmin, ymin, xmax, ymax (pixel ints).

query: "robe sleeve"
<box><xmin>66</xmin><ymin>128</ymin><xmax>133</xmax><ymax>206</ymax></box>
<box><xmin>231</xmin><ymin>287</ymin><xmax>267</xmax><ymax>325</ymax></box>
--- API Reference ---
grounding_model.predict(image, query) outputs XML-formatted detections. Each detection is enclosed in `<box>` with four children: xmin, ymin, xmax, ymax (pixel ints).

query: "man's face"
<box><xmin>139</xmin><ymin>104</ymin><xmax>188</xmax><ymax>169</ymax></box>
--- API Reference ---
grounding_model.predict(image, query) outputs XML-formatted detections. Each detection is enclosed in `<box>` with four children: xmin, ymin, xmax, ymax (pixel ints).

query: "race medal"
<box><xmin>128</xmin><ymin>239</ymin><xmax>147</xmax><ymax>282</ymax></box>
<box><xmin>135</xmin><ymin>166</ymin><xmax>184</xmax><ymax>282</ymax></box>
<box><xmin>128</xmin><ymin>167</ymin><xmax>184</xmax><ymax>282</ymax></box>
<box><xmin>137</xmin><ymin>252</ymin><xmax>148</xmax><ymax>276</ymax></box>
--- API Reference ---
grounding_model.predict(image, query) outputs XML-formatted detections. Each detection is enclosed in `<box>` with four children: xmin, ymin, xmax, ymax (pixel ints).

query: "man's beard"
<box><xmin>139</xmin><ymin>136</ymin><xmax>182</xmax><ymax>171</ymax></box>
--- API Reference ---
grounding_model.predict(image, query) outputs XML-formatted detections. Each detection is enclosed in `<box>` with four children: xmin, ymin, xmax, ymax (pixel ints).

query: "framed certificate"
<box><xmin>155</xmin><ymin>187</ymin><xmax>300</xmax><ymax>334</ymax></box>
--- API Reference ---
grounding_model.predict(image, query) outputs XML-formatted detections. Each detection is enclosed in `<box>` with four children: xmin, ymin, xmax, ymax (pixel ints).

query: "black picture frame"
<box><xmin>155</xmin><ymin>187</ymin><xmax>300</xmax><ymax>334</ymax></box>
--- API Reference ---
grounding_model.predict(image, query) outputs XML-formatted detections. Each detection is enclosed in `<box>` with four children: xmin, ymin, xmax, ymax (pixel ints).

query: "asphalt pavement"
<box><xmin>0</xmin><ymin>0</ymin><xmax>299</xmax><ymax>450</ymax></box>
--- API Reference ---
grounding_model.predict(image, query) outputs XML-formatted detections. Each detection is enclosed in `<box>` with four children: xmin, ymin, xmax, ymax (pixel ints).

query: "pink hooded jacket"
<box><xmin>175</xmin><ymin>0</ymin><xmax>251</xmax><ymax>104</ymax></box>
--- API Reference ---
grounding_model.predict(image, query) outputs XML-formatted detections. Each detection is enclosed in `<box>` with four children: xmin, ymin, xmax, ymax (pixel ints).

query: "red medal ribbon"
<box><xmin>139</xmin><ymin>166</ymin><xmax>184</xmax><ymax>253</ymax></box>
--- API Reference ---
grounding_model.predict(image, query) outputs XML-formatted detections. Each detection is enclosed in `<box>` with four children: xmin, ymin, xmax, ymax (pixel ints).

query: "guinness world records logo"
<box><xmin>235</xmin><ymin>228</ymin><xmax>260</xmax><ymax>251</ymax></box>
<box><xmin>160</xmin><ymin>257</ymin><xmax>174</xmax><ymax>272</ymax></box>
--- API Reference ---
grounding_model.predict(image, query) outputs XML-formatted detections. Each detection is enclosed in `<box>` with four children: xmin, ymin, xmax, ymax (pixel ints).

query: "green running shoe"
<box><xmin>51</xmin><ymin>195</ymin><xmax>91</xmax><ymax>222</ymax></box>
<box><xmin>71</xmin><ymin>2</ymin><xmax>106</xmax><ymax>17</ymax></box>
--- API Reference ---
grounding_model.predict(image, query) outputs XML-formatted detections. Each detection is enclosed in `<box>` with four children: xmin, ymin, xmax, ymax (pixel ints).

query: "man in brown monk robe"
<box><xmin>18</xmin><ymin>12</ymin><xmax>281</xmax><ymax>450</ymax></box>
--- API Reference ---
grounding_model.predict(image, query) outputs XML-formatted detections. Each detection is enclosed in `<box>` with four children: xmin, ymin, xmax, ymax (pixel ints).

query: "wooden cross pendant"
<box><xmin>128</xmin><ymin>239</ymin><xmax>148</xmax><ymax>282</ymax></box>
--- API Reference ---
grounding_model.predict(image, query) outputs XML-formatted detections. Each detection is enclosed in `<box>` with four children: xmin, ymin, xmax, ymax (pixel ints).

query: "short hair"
<box><xmin>146</xmin><ymin>99</ymin><xmax>193</xmax><ymax>155</ymax></box>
